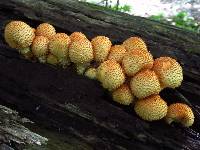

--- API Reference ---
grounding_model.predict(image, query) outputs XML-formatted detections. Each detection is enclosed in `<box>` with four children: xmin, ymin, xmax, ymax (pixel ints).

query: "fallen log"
<box><xmin>0</xmin><ymin>0</ymin><xmax>200</xmax><ymax>149</ymax></box>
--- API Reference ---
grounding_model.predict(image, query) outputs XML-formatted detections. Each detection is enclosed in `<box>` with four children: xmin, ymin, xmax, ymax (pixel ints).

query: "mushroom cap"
<box><xmin>153</xmin><ymin>57</ymin><xmax>183</xmax><ymax>89</ymax></box>
<box><xmin>31</xmin><ymin>36</ymin><xmax>49</xmax><ymax>57</ymax></box>
<box><xmin>123</xmin><ymin>37</ymin><xmax>148</xmax><ymax>52</ymax></box>
<box><xmin>47</xmin><ymin>54</ymin><xmax>59</xmax><ymax>65</ymax></box>
<box><xmin>91</xmin><ymin>36</ymin><xmax>112</xmax><ymax>62</ymax></box>
<box><xmin>85</xmin><ymin>67</ymin><xmax>97</xmax><ymax>80</ymax></box>
<box><xmin>122</xmin><ymin>49</ymin><xmax>153</xmax><ymax>76</ymax></box>
<box><xmin>69</xmin><ymin>39</ymin><xmax>93</xmax><ymax>64</ymax></box>
<box><xmin>35</xmin><ymin>23</ymin><xmax>56</xmax><ymax>39</ymax></box>
<box><xmin>134</xmin><ymin>95</ymin><xmax>168</xmax><ymax>121</ymax></box>
<box><xmin>4</xmin><ymin>21</ymin><xmax>35</xmax><ymax>49</ymax></box>
<box><xmin>130</xmin><ymin>69</ymin><xmax>161</xmax><ymax>99</ymax></box>
<box><xmin>165</xmin><ymin>103</ymin><xmax>194</xmax><ymax>127</ymax></box>
<box><xmin>108</xmin><ymin>45</ymin><xmax>126</xmax><ymax>63</ymax></box>
<box><xmin>49</xmin><ymin>33</ymin><xmax>71</xmax><ymax>59</ymax></box>
<box><xmin>97</xmin><ymin>60</ymin><xmax>125</xmax><ymax>91</ymax></box>
<box><xmin>112</xmin><ymin>84</ymin><xmax>134</xmax><ymax>105</ymax></box>
<box><xmin>70</xmin><ymin>32</ymin><xmax>87</xmax><ymax>42</ymax></box>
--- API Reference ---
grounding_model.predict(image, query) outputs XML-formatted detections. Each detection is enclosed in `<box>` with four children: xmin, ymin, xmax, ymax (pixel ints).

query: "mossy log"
<box><xmin>0</xmin><ymin>0</ymin><xmax>200</xmax><ymax>149</ymax></box>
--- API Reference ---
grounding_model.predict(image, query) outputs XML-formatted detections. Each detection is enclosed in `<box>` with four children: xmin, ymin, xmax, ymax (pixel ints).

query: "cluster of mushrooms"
<box><xmin>4</xmin><ymin>21</ymin><xmax>195</xmax><ymax>127</ymax></box>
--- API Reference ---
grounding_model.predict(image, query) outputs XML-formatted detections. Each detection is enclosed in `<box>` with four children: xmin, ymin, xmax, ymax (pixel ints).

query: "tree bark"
<box><xmin>0</xmin><ymin>0</ymin><xmax>200</xmax><ymax>149</ymax></box>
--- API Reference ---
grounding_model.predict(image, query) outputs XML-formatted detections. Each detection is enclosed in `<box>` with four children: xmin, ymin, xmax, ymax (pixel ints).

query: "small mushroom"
<box><xmin>47</xmin><ymin>54</ymin><xmax>59</xmax><ymax>66</ymax></box>
<box><xmin>112</xmin><ymin>84</ymin><xmax>134</xmax><ymax>105</ymax></box>
<box><xmin>91</xmin><ymin>36</ymin><xmax>112</xmax><ymax>62</ymax></box>
<box><xmin>49</xmin><ymin>33</ymin><xmax>71</xmax><ymax>67</ymax></box>
<box><xmin>70</xmin><ymin>32</ymin><xmax>87</xmax><ymax>42</ymax></box>
<box><xmin>165</xmin><ymin>103</ymin><xmax>194</xmax><ymax>127</ymax></box>
<box><xmin>130</xmin><ymin>69</ymin><xmax>161</xmax><ymax>99</ymax></box>
<box><xmin>153</xmin><ymin>57</ymin><xmax>183</xmax><ymax>89</ymax></box>
<box><xmin>69</xmin><ymin>39</ymin><xmax>93</xmax><ymax>64</ymax></box>
<box><xmin>97</xmin><ymin>60</ymin><xmax>125</xmax><ymax>91</ymax></box>
<box><xmin>108</xmin><ymin>45</ymin><xmax>126</xmax><ymax>63</ymax></box>
<box><xmin>122</xmin><ymin>49</ymin><xmax>153</xmax><ymax>76</ymax></box>
<box><xmin>4</xmin><ymin>21</ymin><xmax>35</xmax><ymax>49</ymax></box>
<box><xmin>123</xmin><ymin>36</ymin><xmax>148</xmax><ymax>52</ymax></box>
<box><xmin>134</xmin><ymin>95</ymin><xmax>168</xmax><ymax>121</ymax></box>
<box><xmin>35</xmin><ymin>23</ymin><xmax>56</xmax><ymax>39</ymax></box>
<box><xmin>31</xmin><ymin>36</ymin><xmax>49</xmax><ymax>63</ymax></box>
<box><xmin>85</xmin><ymin>67</ymin><xmax>97</xmax><ymax>80</ymax></box>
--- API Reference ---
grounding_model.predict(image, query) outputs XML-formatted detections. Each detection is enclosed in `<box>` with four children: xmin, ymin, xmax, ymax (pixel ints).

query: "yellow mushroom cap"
<box><xmin>122</xmin><ymin>49</ymin><xmax>153</xmax><ymax>76</ymax></box>
<box><xmin>97</xmin><ymin>60</ymin><xmax>125</xmax><ymax>91</ymax></box>
<box><xmin>85</xmin><ymin>68</ymin><xmax>97</xmax><ymax>80</ymax></box>
<box><xmin>70</xmin><ymin>32</ymin><xmax>87</xmax><ymax>42</ymax></box>
<box><xmin>49</xmin><ymin>33</ymin><xmax>71</xmax><ymax>59</ymax></box>
<box><xmin>69</xmin><ymin>39</ymin><xmax>93</xmax><ymax>64</ymax></box>
<box><xmin>165</xmin><ymin>103</ymin><xmax>194</xmax><ymax>127</ymax></box>
<box><xmin>130</xmin><ymin>69</ymin><xmax>161</xmax><ymax>99</ymax></box>
<box><xmin>35</xmin><ymin>23</ymin><xmax>56</xmax><ymax>39</ymax></box>
<box><xmin>91</xmin><ymin>36</ymin><xmax>112</xmax><ymax>62</ymax></box>
<box><xmin>31</xmin><ymin>36</ymin><xmax>49</xmax><ymax>57</ymax></box>
<box><xmin>123</xmin><ymin>37</ymin><xmax>148</xmax><ymax>52</ymax></box>
<box><xmin>153</xmin><ymin>57</ymin><xmax>183</xmax><ymax>89</ymax></box>
<box><xmin>4</xmin><ymin>21</ymin><xmax>35</xmax><ymax>49</ymax></box>
<box><xmin>47</xmin><ymin>54</ymin><xmax>59</xmax><ymax>65</ymax></box>
<box><xmin>108</xmin><ymin>45</ymin><xmax>126</xmax><ymax>63</ymax></box>
<box><xmin>134</xmin><ymin>95</ymin><xmax>168</xmax><ymax>121</ymax></box>
<box><xmin>112</xmin><ymin>84</ymin><xmax>134</xmax><ymax>105</ymax></box>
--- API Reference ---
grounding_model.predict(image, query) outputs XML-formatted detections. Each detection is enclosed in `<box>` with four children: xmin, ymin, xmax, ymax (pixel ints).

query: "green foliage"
<box><xmin>109</xmin><ymin>4</ymin><xmax>132</xmax><ymax>13</ymax></box>
<box><xmin>149</xmin><ymin>11</ymin><xmax>200</xmax><ymax>33</ymax></box>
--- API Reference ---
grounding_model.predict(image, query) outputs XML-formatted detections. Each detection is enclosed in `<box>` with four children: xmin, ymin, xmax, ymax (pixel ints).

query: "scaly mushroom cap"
<box><xmin>47</xmin><ymin>54</ymin><xmax>59</xmax><ymax>65</ymax></box>
<box><xmin>69</xmin><ymin>39</ymin><xmax>93</xmax><ymax>64</ymax></box>
<box><xmin>91</xmin><ymin>36</ymin><xmax>112</xmax><ymax>62</ymax></box>
<box><xmin>97</xmin><ymin>60</ymin><xmax>125</xmax><ymax>91</ymax></box>
<box><xmin>134</xmin><ymin>95</ymin><xmax>168</xmax><ymax>121</ymax></box>
<box><xmin>85</xmin><ymin>68</ymin><xmax>97</xmax><ymax>80</ymax></box>
<box><xmin>35</xmin><ymin>23</ymin><xmax>56</xmax><ymax>39</ymax></box>
<box><xmin>70</xmin><ymin>32</ymin><xmax>87</xmax><ymax>42</ymax></box>
<box><xmin>49</xmin><ymin>33</ymin><xmax>71</xmax><ymax>60</ymax></box>
<box><xmin>112</xmin><ymin>84</ymin><xmax>134</xmax><ymax>105</ymax></box>
<box><xmin>31</xmin><ymin>36</ymin><xmax>49</xmax><ymax>58</ymax></box>
<box><xmin>153</xmin><ymin>57</ymin><xmax>183</xmax><ymax>89</ymax></box>
<box><xmin>130</xmin><ymin>69</ymin><xmax>161</xmax><ymax>99</ymax></box>
<box><xmin>4</xmin><ymin>21</ymin><xmax>35</xmax><ymax>49</ymax></box>
<box><xmin>122</xmin><ymin>49</ymin><xmax>153</xmax><ymax>76</ymax></box>
<box><xmin>123</xmin><ymin>37</ymin><xmax>148</xmax><ymax>52</ymax></box>
<box><xmin>108</xmin><ymin>45</ymin><xmax>126</xmax><ymax>63</ymax></box>
<box><xmin>165</xmin><ymin>103</ymin><xmax>194</xmax><ymax>127</ymax></box>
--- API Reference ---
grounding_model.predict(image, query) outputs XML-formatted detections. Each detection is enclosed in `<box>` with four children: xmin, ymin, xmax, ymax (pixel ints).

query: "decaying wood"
<box><xmin>0</xmin><ymin>105</ymin><xmax>48</xmax><ymax>148</ymax></box>
<box><xmin>0</xmin><ymin>0</ymin><xmax>200</xmax><ymax>149</ymax></box>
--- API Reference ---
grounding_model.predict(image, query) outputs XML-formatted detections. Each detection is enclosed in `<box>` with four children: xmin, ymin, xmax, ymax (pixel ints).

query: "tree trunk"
<box><xmin>0</xmin><ymin>0</ymin><xmax>200</xmax><ymax>149</ymax></box>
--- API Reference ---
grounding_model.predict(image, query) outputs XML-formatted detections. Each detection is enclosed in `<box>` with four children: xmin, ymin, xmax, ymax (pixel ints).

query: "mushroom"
<box><xmin>35</xmin><ymin>23</ymin><xmax>56</xmax><ymax>39</ymax></box>
<box><xmin>123</xmin><ymin>37</ymin><xmax>148</xmax><ymax>52</ymax></box>
<box><xmin>122</xmin><ymin>49</ymin><xmax>153</xmax><ymax>76</ymax></box>
<box><xmin>69</xmin><ymin>39</ymin><xmax>93</xmax><ymax>64</ymax></box>
<box><xmin>49</xmin><ymin>33</ymin><xmax>71</xmax><ymax>67</ymax></box>
<box><xmin>47</xmin><ymin>54</ymin><xmax>59</xmax><ymax>66</ymax></box>
<box><xmin>130</xmin><ymin>69</ymin><xmax>161</xmax><ymax>99</ymax></box>
<box><xmin>31</xmin><ymin>36</ymin><xmax>49</xmax><ymax>63</ymax></box>
<box><xmin>91</xmin><ymin>36</ymin><xmax>112</xmax><ymax>62</ymax></box>
<box><xmin>85</xmin><ymin>67</ymin><xmax>97</xmax><ymax>80</ymax></box>
<box><xmin>108</xmin><ymin>45</ymin><xmax>126</xmax><ymax>63</ymax></box>
<box><xmin>153</xmin><ymin>57</ymin><xmax>183</xmax><ymax>89</ymax></box>
<box><xmin>70</xmin><ymin>32</ymin><xmax>87</xmax><ymax>42</ymax></box>
<box><xmin>4</xmin><ymin>21</ymin><xmax>35</xmax><ymax>49</ymax></box>
<box><xmin>134</xmin><ymin>95</ymin><xmax>168</xmax><ymax>121</ymax></box>
<box><xmin>165</xmin><ymin>103</ymin><xmax>194</xmax><ymax>127</ymax></box>
<box><xmin>97</xmin><ymin>60</ymin><xmax>125</xmax><ymax>91</ymax></box>
<box><xmin>112</xmin><ymin>84</ymin><xmax>134</xmax><ymax>105</ymax></box>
